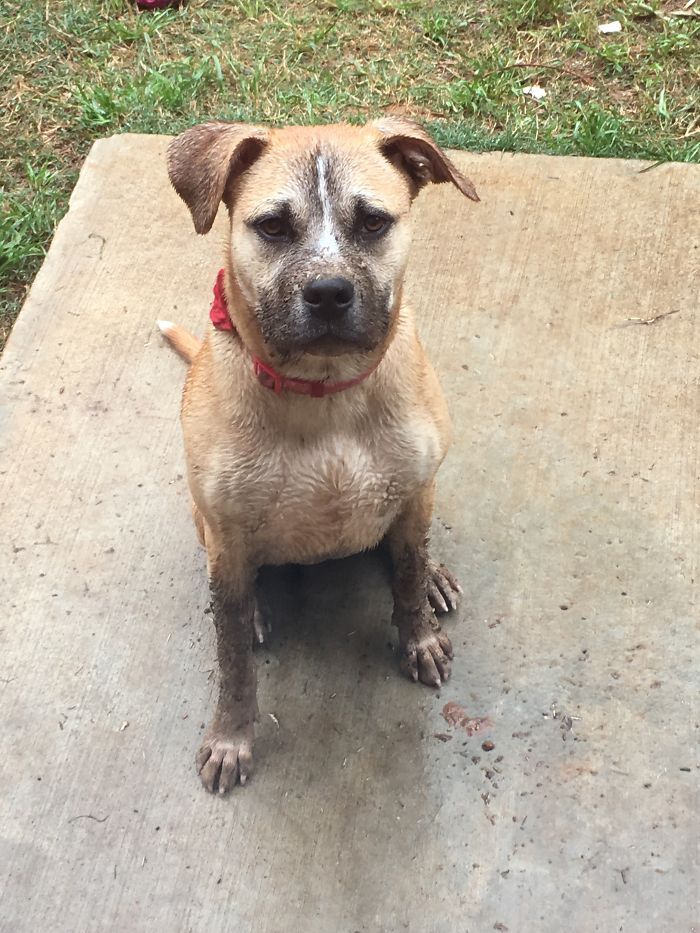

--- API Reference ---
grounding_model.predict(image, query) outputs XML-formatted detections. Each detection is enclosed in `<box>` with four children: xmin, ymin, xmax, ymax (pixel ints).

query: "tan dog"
<box><xmin>159</xmin><ymin>117</ymin><xmax>478</xmax><ymax>794</ymax></box>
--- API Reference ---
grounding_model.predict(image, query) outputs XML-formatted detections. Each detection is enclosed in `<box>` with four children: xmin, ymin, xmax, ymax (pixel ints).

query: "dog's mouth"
<box><xmin>261</xmin><ymin>311</ymin><xmax>386</xmax><ymax>358</ymax></box>
<box><xmin>295</xmin><ymin>329</ymin><xmax>377</xmax><ymax>357</ymax></box>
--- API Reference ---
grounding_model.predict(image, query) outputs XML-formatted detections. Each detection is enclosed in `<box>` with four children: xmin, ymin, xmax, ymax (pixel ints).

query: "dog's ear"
<box><xmin>371</xmin><ymin>116</ymin><xmax>479</xmax><ymax>203</ymax></box>
<box><xmin>167</xmin><ymin>122</ymin><xmax>269</xmax><ymax>234</ymax></box>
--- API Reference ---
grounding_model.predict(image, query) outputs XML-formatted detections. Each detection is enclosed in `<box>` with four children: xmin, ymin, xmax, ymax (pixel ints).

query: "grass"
<box><xmin>1</xmin><ymin>0</ymin><xmax>698</xmax><ymax>345</ymax></box>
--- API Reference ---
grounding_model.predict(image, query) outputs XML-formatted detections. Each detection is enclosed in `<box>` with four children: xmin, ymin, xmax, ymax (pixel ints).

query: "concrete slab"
<box><xmin>1</xmin><ymin>134</ymin><xmax>698</xmax><ymax>933</ymax></box>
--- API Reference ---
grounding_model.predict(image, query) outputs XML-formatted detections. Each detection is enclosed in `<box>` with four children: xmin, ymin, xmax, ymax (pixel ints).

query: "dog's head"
<box><xmin>168</xmin><ymin>118</ymin><xmax>478</xmax><ymax>363</ymax></box>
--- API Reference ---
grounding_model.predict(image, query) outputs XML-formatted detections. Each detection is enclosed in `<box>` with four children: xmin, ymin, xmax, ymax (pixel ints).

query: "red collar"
<box><xmin>210</xmin><ymin>269</ymin><xmax>380</xmax><ymax>397</ymax></box>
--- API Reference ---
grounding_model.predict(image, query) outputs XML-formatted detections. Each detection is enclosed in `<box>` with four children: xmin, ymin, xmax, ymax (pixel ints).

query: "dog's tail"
<box><xmin>156</xmin><ymin>320</ymin><xmax>202</xmax><ymax>364</ymax></box>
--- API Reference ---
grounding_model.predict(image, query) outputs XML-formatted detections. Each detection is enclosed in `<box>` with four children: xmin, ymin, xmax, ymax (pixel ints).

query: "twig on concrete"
<box><xmin>68</xmin><ymin>813</ymin><xmax>109</xmax><ymax>824</ymax></box>
<box><xmin>637</xmin><ymin>160</ymin><xmax>666</xmax><ymax>174</ymax></box>
<box><xmin>616</xmin><ymin>309</ymin><xmax>680</xmax><ymax>328</ymax></box>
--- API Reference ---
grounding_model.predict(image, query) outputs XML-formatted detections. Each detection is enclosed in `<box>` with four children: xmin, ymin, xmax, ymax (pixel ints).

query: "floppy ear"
<box><xmin>371</xmin><ymin>116</ymin><xmax>479</xmax><ymax>203</ymax></box>
<box><xmin>167</xmin><ymin>121</ymin><xmax>269</xmax><ymax>234</ymax></box>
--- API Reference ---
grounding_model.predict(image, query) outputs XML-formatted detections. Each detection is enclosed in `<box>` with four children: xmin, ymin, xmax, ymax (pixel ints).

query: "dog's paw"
<box><xmin>196</xmin><ymin>726</ymin><xmax>254</xmax><ymax>795</ymax></box>
<box><xmin>428</xmin><ymin>561</ymin><xmax>462</xmax><ymax>614</ymax></box>
<box><xmin>399</xmin><ymin>627</ymin><xmax>454</xmax><ymax>688</ymax></box>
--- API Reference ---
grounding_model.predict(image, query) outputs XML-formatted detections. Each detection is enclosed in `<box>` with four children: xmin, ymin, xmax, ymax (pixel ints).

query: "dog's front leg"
<box><xmin>388</xmin><ymin>485</ymin><xmax>454</xmax><ymax>687</ymax></box>
<box><xmin>197</xmin><ymin>531</ymin><xmax>257</xmax><ymax>794</ymax></box>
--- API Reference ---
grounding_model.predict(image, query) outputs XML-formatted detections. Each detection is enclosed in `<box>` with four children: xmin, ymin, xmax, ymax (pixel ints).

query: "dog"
<box><xmin>158</xmin><ymin>116</ymin><xmax>479</xmax><ymax>794</ymax></box>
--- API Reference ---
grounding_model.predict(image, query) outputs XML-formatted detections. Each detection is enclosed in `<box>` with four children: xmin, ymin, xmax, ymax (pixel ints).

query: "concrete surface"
<box><xmin>0</xmin><ymin>134</ymin><xmax>698</xmax><ymax>933</ymax></box>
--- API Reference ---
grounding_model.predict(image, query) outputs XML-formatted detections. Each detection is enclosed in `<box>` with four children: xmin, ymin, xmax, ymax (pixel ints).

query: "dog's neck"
<box><xmin>207</xmin><ymin>295</ymin><xmax>416</xmax><ymax>443</ymax></box>
<box><xmin>264</xmin><ymin>350</ymin><xmax>377</xmax><ymax>383</ymax></box>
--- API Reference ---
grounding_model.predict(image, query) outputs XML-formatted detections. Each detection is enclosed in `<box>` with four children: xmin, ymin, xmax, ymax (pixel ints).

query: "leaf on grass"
<box><xmin>523</xmin><ymin>85</ymin><xmax>546</xmax><ymax>101</ymax></box>
<box><xmin>598</xmin><ymin>20</ymin><xmax>622</xmax><ymax>33</ymax></box>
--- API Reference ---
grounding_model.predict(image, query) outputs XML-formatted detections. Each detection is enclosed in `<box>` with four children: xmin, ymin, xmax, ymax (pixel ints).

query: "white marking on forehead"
<box><xmin>315</xmin><ymin>155</ymin><xmax>340</xmax><ymax>257</ymax></box>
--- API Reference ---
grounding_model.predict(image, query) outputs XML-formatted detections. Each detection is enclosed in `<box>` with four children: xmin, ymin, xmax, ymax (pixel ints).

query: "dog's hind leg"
<box><xmin>387</xmin><ymin>483</ymin><xmax>454</xmax><ymax>688</ymax></box>
<box><xmin>191</xmin><ymin>500</ymin><xmax>206</xmax><ymax>547</ymax></box>
<box><xmin>196</xmin><ymin>522</ymin><xmax>259</xmax><ymax>794</ymax></box>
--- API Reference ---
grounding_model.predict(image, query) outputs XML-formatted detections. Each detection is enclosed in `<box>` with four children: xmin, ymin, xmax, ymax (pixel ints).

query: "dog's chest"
<box><xmin>231</xmin><ymin>421</ymin><xmax>440</xmax><ymax>564</ymax></box>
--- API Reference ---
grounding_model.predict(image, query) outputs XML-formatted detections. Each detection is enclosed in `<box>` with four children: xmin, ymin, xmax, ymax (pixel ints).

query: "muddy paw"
<box><xmin>196</xmin><ymin>727</ymin><xmax>254</xmax><ymax>795</ymax></box>
<box><xmin>428</xmin><ymin>561</ymin><xmax>462</xmax><ymax>614</ymax></box>
<box><xmin>400</xmin><ymin>627</ymin><xmax>454</xmax><ymax>688</ymax></box>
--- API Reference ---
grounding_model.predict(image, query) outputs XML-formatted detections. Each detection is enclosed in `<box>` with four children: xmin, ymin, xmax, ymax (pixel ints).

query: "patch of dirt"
<box><xmin>442</xmin><ymin>701</ymin><xmax>493</xmax><ymax>736</ymax></box>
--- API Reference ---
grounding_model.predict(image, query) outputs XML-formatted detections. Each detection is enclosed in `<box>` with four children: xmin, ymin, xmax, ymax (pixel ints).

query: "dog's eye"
<box><xmin>257</xmin><ymin>217</ymin><xmax>287</xmax><ymax>240</ymax></box>
<box><xmin>363</xmin><ymin>214</ymin><xmax>388</xmax><ymax>235</ymax></box>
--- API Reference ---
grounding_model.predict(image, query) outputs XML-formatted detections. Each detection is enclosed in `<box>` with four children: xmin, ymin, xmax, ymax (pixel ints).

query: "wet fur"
<box><xmin>162</xmin><ymin>117</ymin><xmax>477</xmax><ymax>794</ymax></box>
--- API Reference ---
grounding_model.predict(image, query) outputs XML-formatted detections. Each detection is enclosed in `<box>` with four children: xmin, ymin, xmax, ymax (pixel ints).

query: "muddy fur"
<box><xmin>161</xmin><ymin>116</ymin><xmax>477</xmax><ymax>794</ymax></box>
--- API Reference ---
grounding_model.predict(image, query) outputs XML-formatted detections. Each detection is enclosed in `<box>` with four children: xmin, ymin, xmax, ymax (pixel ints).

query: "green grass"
<box><xmin>1</xmin><ymin>0</ymin><xmax>698</xmax><ymax>346</ymax></box>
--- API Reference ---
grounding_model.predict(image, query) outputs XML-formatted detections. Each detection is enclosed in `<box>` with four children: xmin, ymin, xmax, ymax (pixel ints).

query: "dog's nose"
<box><xmin>302</xmin><ymin>277</ymin><xmax>355</xmax><ymax>319</ymax></box>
